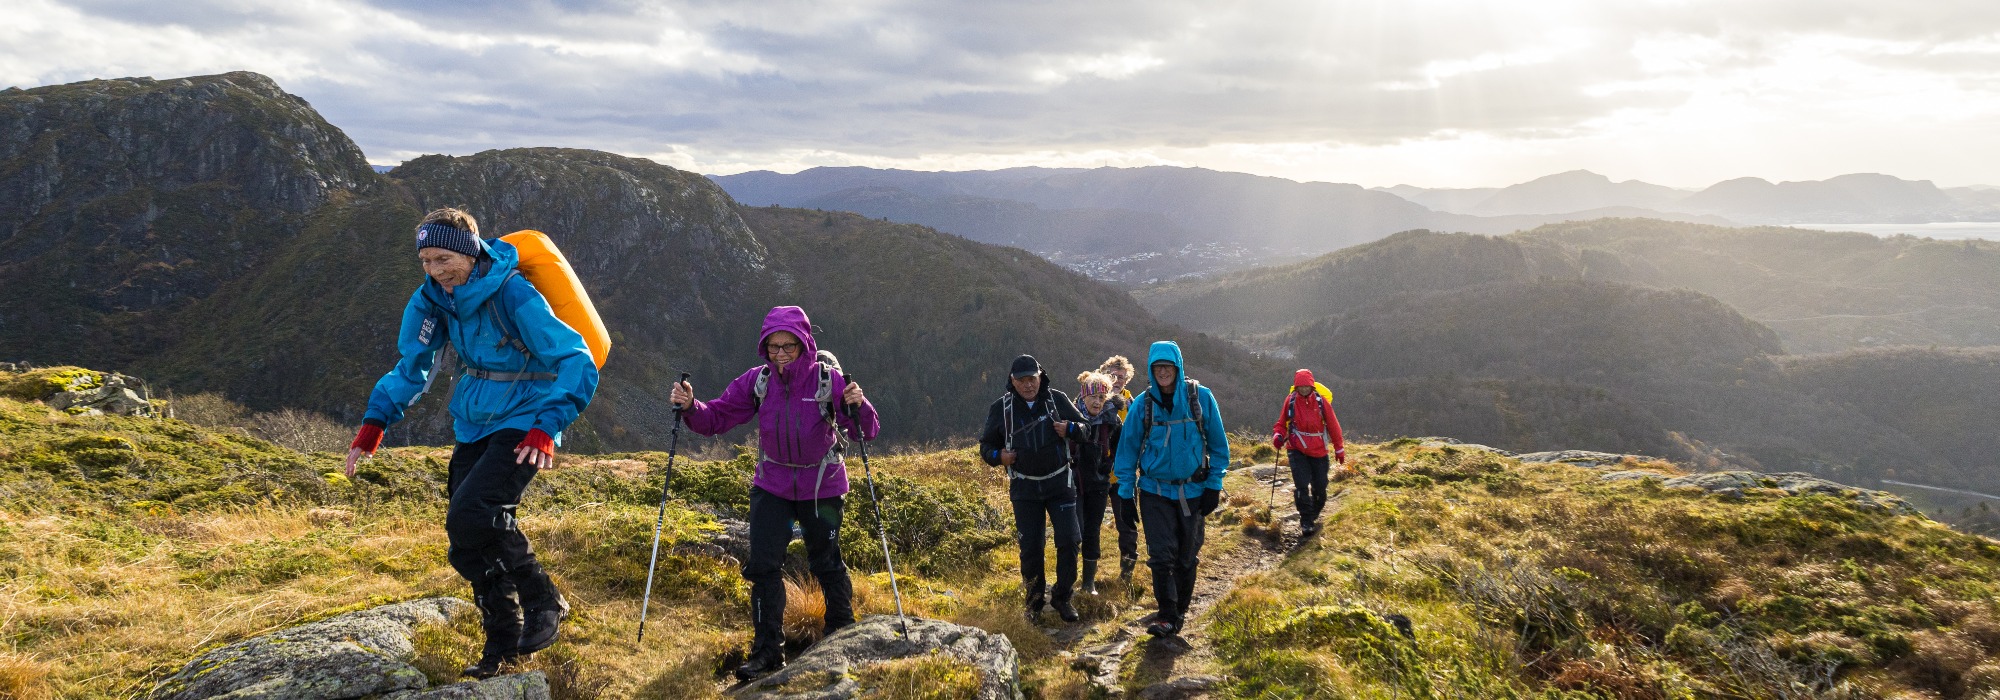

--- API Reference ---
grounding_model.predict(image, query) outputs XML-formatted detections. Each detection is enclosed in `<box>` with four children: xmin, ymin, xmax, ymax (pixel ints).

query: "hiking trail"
<box><xmin>1061</xmin><ymin>461</ymin><xmax>1328</xmax><ymax>699</ymax></box>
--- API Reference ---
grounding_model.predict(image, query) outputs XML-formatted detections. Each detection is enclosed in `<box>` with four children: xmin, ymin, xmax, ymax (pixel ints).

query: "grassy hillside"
<box><xmin>1212</xmin><ymin>440</ymin><xmax>2000</xmax><ymax>699</ymax></box>
<box><xmin>5</xmin><ymin>371</ymin><xmax>1997</xmax><ymax>699</ymax></box>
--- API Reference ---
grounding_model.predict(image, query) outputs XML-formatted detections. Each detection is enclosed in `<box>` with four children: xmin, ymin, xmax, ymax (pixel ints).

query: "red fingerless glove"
<box><xmin>521</xmin><ymin>429</ymin><xmax>554</xmax><ymax>458</ymax></box>
<box><xmin>351</xmin><ymin>423</ymin><xmax>385</xmax><ymax>453</ymax></box>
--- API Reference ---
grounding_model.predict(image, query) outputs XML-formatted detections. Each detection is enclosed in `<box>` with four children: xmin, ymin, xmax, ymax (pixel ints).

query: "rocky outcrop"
<box><xmin>49</xmin><ymin>373</ymin><xmax>154</xmax><ymax>417</ymax></box>
<box><xmin>730</xmin><ymin>615</ymin><xmax>1020</xmax><ymax>700</ymax></box>
<box><xmin>380</xmin><ymin>673</ymin><xmax>551</xmax><ymax>700</ymax></box>
<box><xmin>149</xmin><ymin>597</ymin><xmax>546</xmax><ymax>700</ymax></box>
<box><xmin>1517</xmin><ymin>450</ymin><xmax>1655</xmax><ymax>469</ymax></box>
<box><xmin>1654</xmin><ymin>470</ymin><xmax>1919</xmax><ymax>515</ymax></box>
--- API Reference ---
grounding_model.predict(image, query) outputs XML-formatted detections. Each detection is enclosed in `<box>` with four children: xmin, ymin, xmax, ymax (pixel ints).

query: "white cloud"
<box><xmin>4</xmin><ymin>0</ymin><xmax>1998</xmax><ymax>187</ymax></box>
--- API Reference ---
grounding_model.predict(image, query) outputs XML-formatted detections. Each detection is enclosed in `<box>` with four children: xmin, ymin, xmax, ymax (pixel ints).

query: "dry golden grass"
<box><xmin>0</xmin><ymin>652</ymin><xmax>51</xmax><ymax>700</ymax></box>
<box><xmin>783</xmin><ymin>572</ymin><xmax>827</xmax><ymax>645</ymax></box>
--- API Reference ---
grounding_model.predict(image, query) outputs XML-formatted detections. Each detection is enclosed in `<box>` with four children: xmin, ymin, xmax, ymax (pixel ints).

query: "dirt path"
<box><xmin>1066</xmin><ymin>463</ymin><xmax>1316</xmax><ymax>698</ymax></box>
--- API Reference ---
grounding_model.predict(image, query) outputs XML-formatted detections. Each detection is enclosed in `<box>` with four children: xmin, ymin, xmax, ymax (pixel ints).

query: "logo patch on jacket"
<box><xmin>419</xmin><ymin>317</ymin><xmax>436</xmax><ymax>345</ymax></box>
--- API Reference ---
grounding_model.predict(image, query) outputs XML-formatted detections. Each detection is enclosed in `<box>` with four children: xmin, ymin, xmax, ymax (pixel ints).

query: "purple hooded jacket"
<box><xmin>682</xmin><ymin>306</ymin><xmax>881</xmax><ymax>501</ymax></box>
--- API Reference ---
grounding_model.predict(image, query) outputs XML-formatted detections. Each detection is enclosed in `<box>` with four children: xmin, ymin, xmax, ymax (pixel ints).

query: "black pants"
<box><xmin>1013</xmin><ymin>495</ymin><xmax>1081</xmax><ymax>608</ymax></box>
<box><xmin>1139</xmin><ymin>489</ymin><xmax>1212</xmax><ymax>624</ymax></box>
<box><xmin>1289</xmin><ymin>451</ymin><xmax>1332</xmax><ymax>525</ymax></box>
<box><xmin>1112</xmin><ymin>493</ymin><xmax>1140</xmax><ymax>569</ymax></box>
<box><xmin>745</xmin><ymin>486</ymin><xmax>854</xmax><ymax>655</ymax></box>
<box><xmin>1077</xmin><ymin>488</ymin><xmax>1111</xmax><ymax>565</ymax></box>
<box><xmin>446</xmin><ymin>429</ymin><xmax>559</xmax><ymax>651</ymax></box>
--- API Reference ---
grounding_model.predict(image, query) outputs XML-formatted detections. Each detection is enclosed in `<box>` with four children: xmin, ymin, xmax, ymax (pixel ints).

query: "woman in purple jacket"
<box><xmin>669</xmin><ymin>306</ymin><xmax>880</xmax><ymax>681</ymax></box>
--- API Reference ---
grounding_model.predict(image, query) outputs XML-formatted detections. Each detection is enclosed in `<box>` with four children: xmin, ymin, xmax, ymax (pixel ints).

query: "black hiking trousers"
<box><xmin>1013</xmin><ymin>494</ymin><xmax>1081</xmax><ymax>609</ymax></box>
<box><xmin>1111</xmin><ymin>493</ymin><xmax>1140</xmax><ymax>570</ymax></box>
<box><xmin>445</xmin><ymin>429</ymin><xmax>560</xmax><ymax>653</ymax></box>
<box><xmin>1288</xmin><ymin>451</ymin><xmax>1332</xmax><ymax>526</ymax></box>
<box><xmin>1138</xmin><ymin>489</ymin><xmax>1217</xmax><ymax>625</ymax></box>
<box><xmin>1077</xmin><ymin>487</ymin><xmax>1112</xmax><ymax>567</ymax></box>
<box><xmin>745</xmin><ymin>486</ymin><xmax>855</xmax><ymax>656</ymax></box>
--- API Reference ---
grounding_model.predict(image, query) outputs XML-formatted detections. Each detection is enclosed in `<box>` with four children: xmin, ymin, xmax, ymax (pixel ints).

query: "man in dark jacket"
<box><xmin>980</xmin><ymin>355</ymin><xmax>1090</xmax><ymax>622</ymax></box>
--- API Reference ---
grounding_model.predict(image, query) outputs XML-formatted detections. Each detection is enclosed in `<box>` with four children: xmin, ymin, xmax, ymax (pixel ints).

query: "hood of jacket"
<box><xmin>759</xmin><ymin>305</ymin><xmax>819</xmax><ymax>373</ymax></box>
<box><xmin>422</xmin><ymin>239</ymin><xmax>516</xmax><ymax>313</ymax></box>
<box><xmin>1145</xmin><ymin>340</ymin><xmax>1185</xmax><ymax>402</ymax></box>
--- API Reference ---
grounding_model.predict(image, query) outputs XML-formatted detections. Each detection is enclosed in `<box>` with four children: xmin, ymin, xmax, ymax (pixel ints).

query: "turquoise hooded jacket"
<box><xmin>1112</xmin><ymin>341</ymin><xmax>1230</xmax><ymax>500</ymax></box>
<box><xmin>364</xmin><ymin>239</ymin><xmax>599</xmax><ymax>444</ymax></box>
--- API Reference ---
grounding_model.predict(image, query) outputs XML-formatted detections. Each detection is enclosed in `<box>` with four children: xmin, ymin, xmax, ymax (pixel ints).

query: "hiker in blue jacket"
<box><xmin>1112</xmin><ymin>340</ymin><xmax>1229</xmax><ymax>637</ymax></box>
<box><xmin>342</xmin><ymin>208</ymin><xmax>599</xmax><ymax>678</ymax></box>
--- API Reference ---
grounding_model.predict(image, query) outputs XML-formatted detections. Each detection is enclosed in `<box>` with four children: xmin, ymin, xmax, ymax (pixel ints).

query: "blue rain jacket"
<box><xmin>364</xmin><ymin>239</ymin><xmax>599</xmax><ymax>444</ymax></box>
<box><xmin>1113</xmin><ymin>340</ymin><xmax>1229</xmax><ymax>500</ymax></box>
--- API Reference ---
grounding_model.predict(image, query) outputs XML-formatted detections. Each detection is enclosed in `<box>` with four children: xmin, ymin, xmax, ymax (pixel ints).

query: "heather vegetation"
<box><xmin>5</xmin><ymin>367</ymin><xmax>1997</xmax><ymax>699</ymax></box>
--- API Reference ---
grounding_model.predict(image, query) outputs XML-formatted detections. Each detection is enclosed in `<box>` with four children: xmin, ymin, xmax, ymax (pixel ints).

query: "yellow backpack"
<box><xmin>501</xmin><ymin>230</ymin><xmax>611</xmax><ymax>368</ymax></box>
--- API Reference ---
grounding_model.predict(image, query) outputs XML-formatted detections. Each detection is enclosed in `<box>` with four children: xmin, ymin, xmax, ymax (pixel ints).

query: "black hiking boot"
<box><xmin>461</xmin><ymin>653</ymin><xmax>522</xmax><ymax>679</ymax></box>
<box><xmin>1145</xmin><ymin>618</ymin><xmax>1180</xmax><ymax>637</ymax></box>
<box><xmin>1081</xmin><ymin>560</ymin><xmax>1100</xmax><ymax>595</ymax></box>
<box><xmin>734</xmin><ymin>647</ymin><xmax>785</xmax><ymax>681</ymax></box>
<box><xmin>468</xmin><ymin>579</ymin><xmax>524</xmax><ymax>677</ymax></box>
<box><xmin>513</xmin><ymin>565</ymin><xmax>568</xmax><ymax>656</ymax></box>
<box><xmin>1053</xmin><ymin>599</ymin><xmax>1080</xmax><ymax>623</ymax></box>
<box><xmin>1118</xmin><ymin>557</ymin><xmax>1136</xmax><ymax>584</ymax></box>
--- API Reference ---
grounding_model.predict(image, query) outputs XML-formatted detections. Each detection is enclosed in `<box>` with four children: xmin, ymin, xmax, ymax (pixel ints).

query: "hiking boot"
<box><xmin>461</xmin><ymin>653</ymin><xmax>521</xmax><ymax>679</ymax></box>
<box><xmin>1053</xmin><ymin>599</ymin><xmax>1080</xmax><ymax>623</ymax></box>
<box><xmin>1118</xmin><ymin>557</ymin><xmax>1136</xmax><ymax>584</ymax></box>
<box><xmin>734</xmin><ymin>647</ymin><xmax>785</xmax><ymax>681</ymax></box>
<box><xmin>1299</xmin><ymin>522</ymin><xmax>1319</xmax><ymax>537</ymax></box>
<box><xmin>513</xmin><ymin>566</ymin><xmax>568</xmax><ymax>656</ymax></box>
<box><xmin>1080</xmin><ymin>560</ymin><xmax>1100</xmax><ymax>595</ymax></box>
<box><xmin>1145</xmin><ymin>619</ymin><xmax>1179</xmax><ymax>637</ymax></box>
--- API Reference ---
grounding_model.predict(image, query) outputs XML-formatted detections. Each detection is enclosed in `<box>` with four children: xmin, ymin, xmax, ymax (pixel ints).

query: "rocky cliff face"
<box><xmin>0</xmin><ymin>72</ymin><xmax>379</xmax><ymax>367</ymax></box>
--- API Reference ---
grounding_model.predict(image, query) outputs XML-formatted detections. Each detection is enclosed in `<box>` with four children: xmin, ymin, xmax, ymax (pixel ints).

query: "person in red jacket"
<box><xmin>1271</xmin><ymin>369</ymin><xmax>1343</xmax><ymax>536</ymax></box>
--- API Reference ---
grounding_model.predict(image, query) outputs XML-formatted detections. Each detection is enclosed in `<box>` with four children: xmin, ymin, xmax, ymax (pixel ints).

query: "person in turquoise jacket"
<box><xmin>1112</xmin><ymin>340</ymin><xmax>1229</xmax><ymax>637</ymax></box>
<box><xmin>342</xmin><ymin>208</ymin><xmax>600</xmax><ymax>678</ymax></box>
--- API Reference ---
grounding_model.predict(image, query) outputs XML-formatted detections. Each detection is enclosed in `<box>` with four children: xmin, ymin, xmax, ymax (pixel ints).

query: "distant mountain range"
<box><xmin>1378</xmin><ymin>169</ymin><xmax>1999</xmax><ymax>223</ymax></box>
<box><xmin>711</xmin><ymin>167</ymin><xmax>1729</xmax><ymax>282</ymax></box>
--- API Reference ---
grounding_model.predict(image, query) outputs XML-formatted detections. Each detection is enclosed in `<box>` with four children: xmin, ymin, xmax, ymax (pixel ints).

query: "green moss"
<box><xmin>0</xmin><ymin>367</ymin><xmax>101</xmax><ymax>401</ymax></box>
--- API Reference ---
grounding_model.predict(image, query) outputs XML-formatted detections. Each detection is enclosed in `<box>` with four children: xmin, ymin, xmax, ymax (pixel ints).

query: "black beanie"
<box><xmin>1010</xmin><ymin>354</ymin><xmax>1042</xmax><ymax>378</ymax></box>
<box><xmin>416</xmin><ymin>222</ymin><xmax>483</xmax><ymax>258</ymax></box>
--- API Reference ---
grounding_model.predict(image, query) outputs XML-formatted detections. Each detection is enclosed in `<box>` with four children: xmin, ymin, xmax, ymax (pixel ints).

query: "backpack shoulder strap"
<box><xmin>815</xmin><ymin>363</ymin><xmax>837</xmax><ymax>425</ymax></box>
<box><xmin>752</xmin><ymin>366</ymin><xmax>772</xmax><ymax>411</ymax></box>
<box><xmin>481</xmin><ymin>271</ymin><xmax>531</xmax><ymax>356</ymax></box>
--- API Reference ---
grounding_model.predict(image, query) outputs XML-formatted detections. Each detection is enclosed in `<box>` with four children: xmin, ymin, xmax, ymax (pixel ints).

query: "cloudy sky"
<box><xmin>4</xmin><ymin>0</ymin><xmax>1997</xmax><ymax>188</ymax></box>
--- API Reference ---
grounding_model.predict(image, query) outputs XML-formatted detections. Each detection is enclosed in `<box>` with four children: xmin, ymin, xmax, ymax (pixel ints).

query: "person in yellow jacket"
<box><xmin>1095</xmin><ymin>355</ymin><xmax>1141</xmax><ymax>581</ymax></box>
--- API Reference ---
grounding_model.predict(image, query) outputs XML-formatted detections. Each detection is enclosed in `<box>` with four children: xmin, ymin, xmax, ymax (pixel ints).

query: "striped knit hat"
<box><xmin>415</xmin><ymin>222</ymin><xmax>483</xmax><ymax>258</ymax></box>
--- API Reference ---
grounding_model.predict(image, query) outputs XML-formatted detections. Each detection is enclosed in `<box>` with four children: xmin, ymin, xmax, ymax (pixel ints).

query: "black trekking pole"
<box><xmin>846</xmin><ymin>377</ymin><xmax>909</xmax><ymax>636</ymax></box>
<box><xmin>637</xmin><ymin>372</ymin><xmax>691</xmax><ymax>643</ymax></box>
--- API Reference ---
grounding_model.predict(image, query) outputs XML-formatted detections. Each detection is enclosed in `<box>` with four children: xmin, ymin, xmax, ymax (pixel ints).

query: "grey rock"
<box><xmin>1418</xmin><ymin>440</ymin><xmax>1515</xmax><ymax>457</ymax></box>
<box><xmin>730</xmin><ymin>615</ymin><xmax>1020</xmax><ymax>700</ymax></box>
<box><xmin>1138</xmin><ymin>675</ymin><xmax>1223</xmax><ymax>699</ymax></box>
<box><xmin>380</xmin><ymin>672</ymin><xmax>551</xmax><ymax>700</ymax></box>
<box><xmin>1662</xmin><ymin>471</ymin><xmax>1919</xmax><ymax>515</ymax></box>
<box><xmin>1599</xmin><ymin>470</ymin><xmax>1673</xmax><ymax>482</ymax></box>
<box><xmin>49</xmin><ymin>373</ymin><xmax>154</xmax><ymax>417</ymax></box>
<box><xmin>1070</xmin><ymin>627</ymin><xmax>1135</xmax><ymax>697</ymax></box>
<box><xmin>1516</xmin><ymin>450</ymin><xmax>1651</xmax><ymax>469</ymax></box>
<box><xmin>150</xmin><ymin>597</ymin><xmax>474</xmax><ymax>700</ymax></box>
